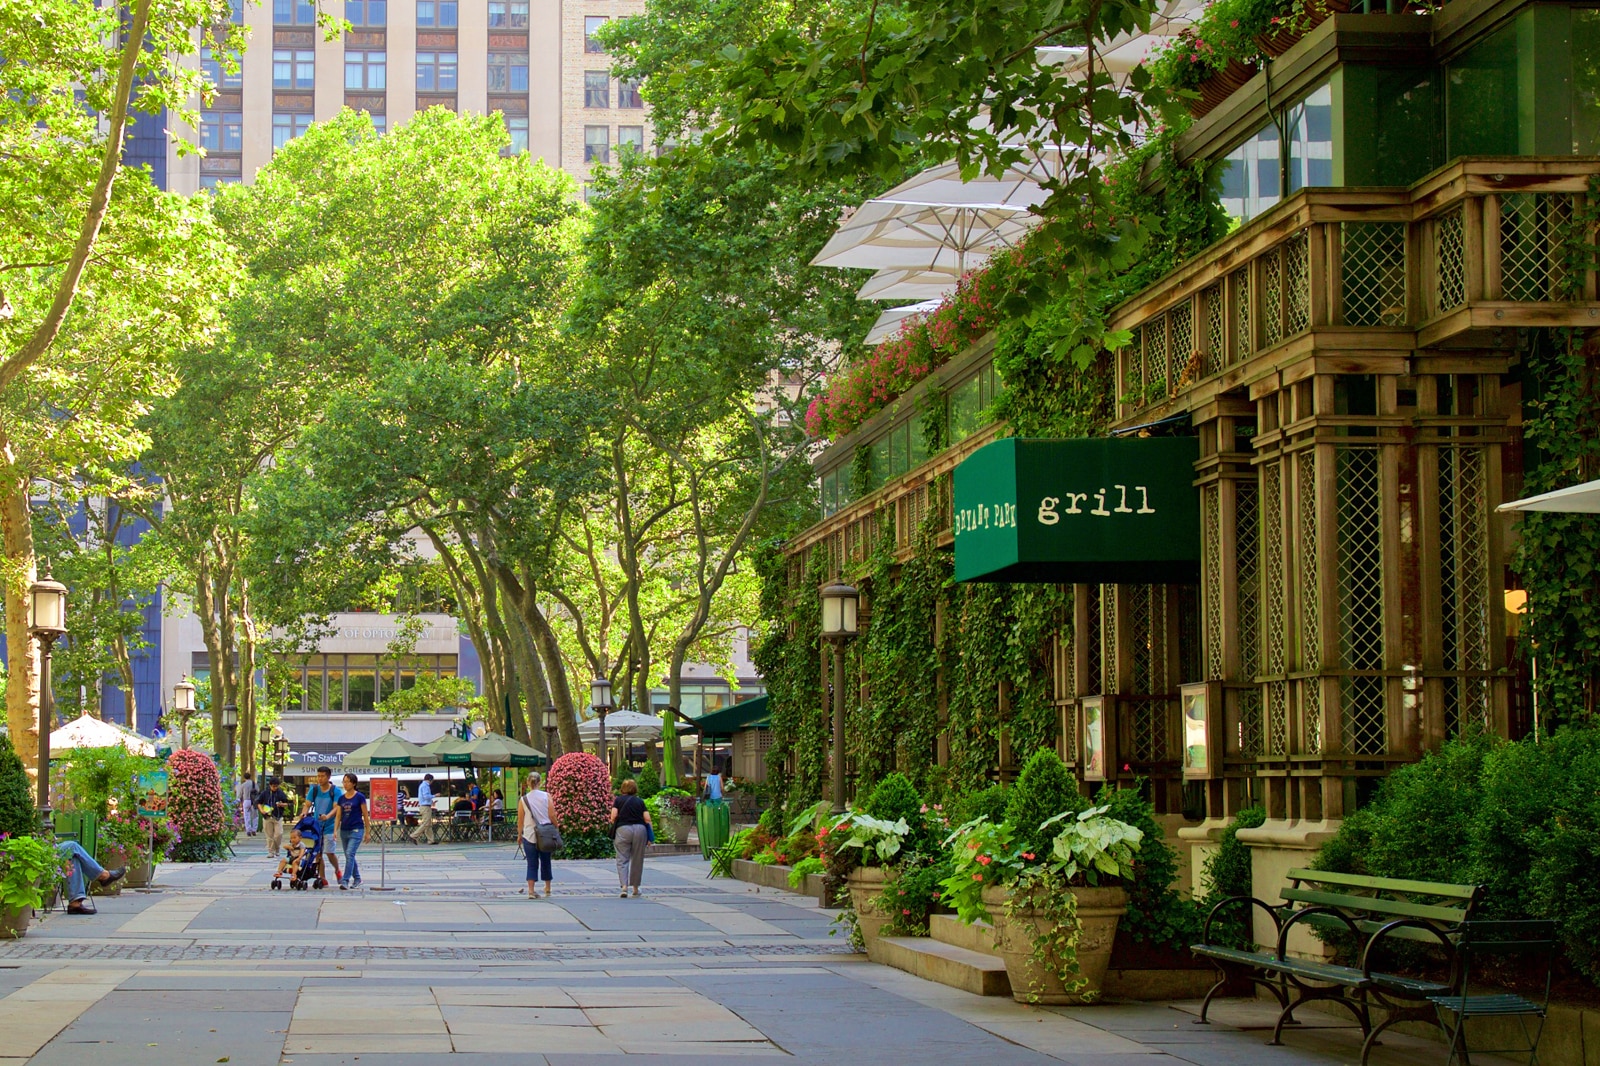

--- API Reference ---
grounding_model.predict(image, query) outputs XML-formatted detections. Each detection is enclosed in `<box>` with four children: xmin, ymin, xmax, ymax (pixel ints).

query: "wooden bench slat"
<box><xmin>1285</xmin><ymin>868</ymin><xmax>1478</xmax><ymax>900</ymax></box>
<box><xmin>1280</xmin><ymin>888</ymin><xmax>1471</xmax><ymax>924</ymax></box>
<box><xmin>1297</xmin><ymin>912</ymin><xmax>1458</xmax><ymax>947</ymax></box>
<box><xmin>1190</xmin><ymin>945</ymin><xmax>1372</xmax><ymax>985</ymax></box>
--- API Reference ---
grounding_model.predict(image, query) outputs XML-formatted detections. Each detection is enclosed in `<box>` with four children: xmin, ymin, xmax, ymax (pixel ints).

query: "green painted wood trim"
<box><xmin>1285</xmin><ymin>868</ymin><xmax>1479</xmax><ymax>898</ymax></box>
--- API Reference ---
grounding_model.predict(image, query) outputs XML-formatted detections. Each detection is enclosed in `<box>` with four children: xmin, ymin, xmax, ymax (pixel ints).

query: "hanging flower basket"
<box><xmin>1256</xmin><ymin>0</ymin><xmax>1351</xmax><ymax>57</ymax></box>
<box><xmin>1190</xmin><ymin>58</ymin><xmax>1259</xmax><ymax>118</ymax></box>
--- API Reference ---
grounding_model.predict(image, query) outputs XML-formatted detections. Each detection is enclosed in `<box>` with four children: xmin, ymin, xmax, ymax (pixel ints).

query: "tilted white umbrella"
<box><xmin>50</xmin><ymin>714</ymin><xmax>156</xmax><ymax>756</ymax></box>
<box><xmin>811</xmin><ymin>200</ymin><xmax>1038</xmax><ymax>274</ymax></box>
<box><xmin>876</xmin><ymin>150</ymin><xmax>1068</xmax><ymax>212</ymax></box>
<box><xmin>576</xmin><ymin>710</ymin><xmax>692</xmax><ymax>742</ymax></box>
<box><xmin>857</xmin><ymin>265</ymin><xmax>967</xmax><ymax>302</ymax></box>
<box><xmin>1499</xmin><ymin>478</ymin><xmax>1600</xmax><ymax>513</ymax></box>
<box><xmin>865</xmin><ymin>300</ymin><xmax>944</xmax><ymax>345</ymax></box>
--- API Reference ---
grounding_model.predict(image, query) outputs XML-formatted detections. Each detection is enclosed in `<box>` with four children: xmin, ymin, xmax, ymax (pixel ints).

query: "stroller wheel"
<box><xmin>271</xmin><ymin>879</ymin><xmax>282</xmax><ymax>890</ymax></box>
<box><xmin>315</xmin><ymin>878</ymin><xmax>328</xmax><ymax>890</ymax></box>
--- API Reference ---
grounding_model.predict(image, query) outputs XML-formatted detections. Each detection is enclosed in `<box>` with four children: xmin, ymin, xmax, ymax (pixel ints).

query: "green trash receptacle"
<box><xmin>696</xmin><ymin>799</ymin><xmax>730</xmax><ymax>860</ymax></box>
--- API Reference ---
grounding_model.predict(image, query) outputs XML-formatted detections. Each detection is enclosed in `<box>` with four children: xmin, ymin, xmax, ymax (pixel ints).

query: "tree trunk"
<box><xmin>0</xmin><ymin>449</ymin><xmax>40</xmax><ymax>784</ymax></box>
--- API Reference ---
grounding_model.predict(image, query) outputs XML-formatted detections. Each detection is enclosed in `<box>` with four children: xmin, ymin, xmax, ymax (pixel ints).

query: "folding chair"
<box><xmin>1427</xmin><ymin>919</ymin><xmax>1558</xmax><ymax>1066</ymax></box>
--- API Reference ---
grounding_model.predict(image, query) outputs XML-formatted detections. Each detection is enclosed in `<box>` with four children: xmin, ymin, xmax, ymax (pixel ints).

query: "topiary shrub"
<box><xmin>0</xmin><ymin>734</ymin><xmax>39</xmax><ymax>839</ymax></box>
<box><xmin>946</xmin><ymin>783</ymin><xmax>1009</xmax><ymax>832</ymax></box>
<box><xmin>1097</xmin><ymin>781</ymin><xmax>1203</xmax><ymax>949</ymax></box>
<box><xmin>549</xmin><ymin>752</ymin><xmax>615</xmax><ymax>859</ymax></box>
<box><xmin>1004</xmin><ymin>748</ymin><xmax>1086</xmax><ymax>854</ymax></box>
<box><xmin>861</xmin><ymin>772</ymin><xmax>936</xmax><ymax>853</ymax></box>
<box><xmin>166</xmin><ymin>749</ymin><xmax>231</xmax><ymax>862</ymax></box>
<box><xmin>636</xmin><ymin>761</ymin><xmax>660</xmax><ymax>799</ymax></box>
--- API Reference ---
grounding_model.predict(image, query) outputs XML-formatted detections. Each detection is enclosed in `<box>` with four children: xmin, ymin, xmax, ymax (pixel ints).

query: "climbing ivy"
<box><xmin>752</xmin><ymin>539</ymin><xmax>828</xmax><ymax>808</ymax></box>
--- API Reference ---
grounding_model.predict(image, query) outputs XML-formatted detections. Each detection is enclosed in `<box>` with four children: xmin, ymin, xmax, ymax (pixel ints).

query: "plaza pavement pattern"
<box><xmin>0</xmin><ymin>847</ymin><xmax>1512</xmax><ymax>1065</ymax></box>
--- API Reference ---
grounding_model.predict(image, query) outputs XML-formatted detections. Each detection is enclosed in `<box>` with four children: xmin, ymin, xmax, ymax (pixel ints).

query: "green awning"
<box><xmin>690</xmin><ymin>695</ymin><xmax>770</xmax><ymax>738</ymax></box>
<box><xmin>953</xmin><ymin>437</ymin><xmax>1201</xmax><ymax>584</ymax></box>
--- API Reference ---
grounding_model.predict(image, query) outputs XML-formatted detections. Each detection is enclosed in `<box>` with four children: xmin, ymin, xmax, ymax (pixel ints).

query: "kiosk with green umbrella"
<box><xmin>341</xmin><ymin>732</ymin><xmax>436</xmax><ymax>887</ymax></box>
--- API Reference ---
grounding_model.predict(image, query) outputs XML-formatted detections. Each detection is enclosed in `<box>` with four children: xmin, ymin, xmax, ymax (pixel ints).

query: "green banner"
<box><xmin>952</xmin><ymin>437</ymin><xmax>1201</xmax><ymax>583</ymax></box>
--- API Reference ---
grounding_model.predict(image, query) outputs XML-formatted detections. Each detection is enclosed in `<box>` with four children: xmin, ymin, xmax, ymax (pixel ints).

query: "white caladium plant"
<box><xmin>834</xmin><ymin>813</ymin><xmax>911</xmax><ymax>866</ymax></box>
<box><xmin>1040</xmin><ymin>805</ymin><xmax>1144</xmax><ymax>885</ymax></box>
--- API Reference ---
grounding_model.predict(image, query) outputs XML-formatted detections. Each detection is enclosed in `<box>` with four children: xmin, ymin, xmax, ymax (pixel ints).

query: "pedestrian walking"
<box><xmin>609</xmin><ymin>778</ymin><xmax>651</xmax><ymax>898</ymax></box>
<box><xmin>517</xmin><ymin>773</ymin><xmax>557</xmax><ymax>899</ymax></box>
<box><xmin>412</xmin><ymin>774</ymin><xmax>437</xmax><ymax>844</ymax></box>
<box><xmin>302</xmin><ymin>767</ymin><xmax>343</xmax><ymax>883</ymax></box>
<box><xmin>239</xmin><ymin>771</ymin><xmax>259</xmax><ymax>837</ymax></box>
<box><xmin>336</xmin><ymin>773</ymin><xmax>368</xmax><ymax>890</ymax></box>
<box><xmin>258</xmin><ymin>776</ymin><xmax>291</xmax><ymax>857</ymax></box>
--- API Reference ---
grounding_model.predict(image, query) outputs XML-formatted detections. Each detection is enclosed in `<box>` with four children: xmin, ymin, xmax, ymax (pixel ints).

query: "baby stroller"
<box><xmin>286</xmin><ymin>813</ymin><xmax>329</xmax><ymax>891</ymax></box>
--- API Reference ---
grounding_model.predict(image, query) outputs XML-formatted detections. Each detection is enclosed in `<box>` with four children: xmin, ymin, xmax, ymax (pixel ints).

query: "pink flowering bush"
<box><xmin>548</xmin><ymin>752</ymin><xmax>615</xmax><ymax>858</ymax></box>
<box><xmin>166</xmin><ymin>749</ymin><xmax>231</xmax><ymax>862</ymax></box>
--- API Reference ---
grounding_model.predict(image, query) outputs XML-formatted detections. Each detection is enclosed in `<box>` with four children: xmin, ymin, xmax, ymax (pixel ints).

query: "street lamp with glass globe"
<box><xmin>271</xmin><ymin>732</ymin><xmax>288</xmax><ymax>778</ymax></box>
<box><xmin>590</xmin><ymin>677</ymin><xmax>612</xmax><ymax>765</ymax></box>
<box><xmin>258</xmin><ymin>722</ymin><xmax>272</xmax><ymax>782</ymax></box>
<box><xmin>173</xmin><ymin>680</ymin><xmax>197</xmax><ymax>750</ymax></box>
<box><xmin>221</xmin><ymin>703</ymin><xmax>238</xmax><ymax>770</ymax></box>
<box><xmin>819</xmin><ymin>582</ymin><xmax>859</xmax><ymax>813</ymax></box>
<box><xmin>543</xmin><ymin>702</ymin><xmax>558</xmax><ymax>764</ymax></box>
<box><xmin>29</xmin><ymin>572</ymin><xmax>68</xmax><ymax>831</ymax></box>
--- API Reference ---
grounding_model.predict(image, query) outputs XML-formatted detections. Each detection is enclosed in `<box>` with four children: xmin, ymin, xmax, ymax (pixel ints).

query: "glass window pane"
<box><xmin>417</xmin><ymin>52</ymin><xmax>434</xmax><ymax>90</ymax></box>
<box><xmin>439</xmin><ymin>0</ymin><xmax>456</xmax><ymax>24</ymax></box>
<box><xmin>584</xmin><ymin>15</ymin><xmax>606</xmax><ymax>52</ymax></box>
<box><xmin>438</xmin><ymin>654</ymin><xmax>458</xmax><ymax>676</ymax></box>
<box><xmin>440</xmin><ymin>52</ymin><xmax>457</xmax><ymax>90</ymax></box>
<box><xmin>326</xmin><ymin>657</ymin><xmax>347</xmax><ymax>713</ymax></box>
<box><xmin>1446</xmin><ymin>19</ymin><xmax>1519</xmax><ymax>158</ymax></box>
<box><xmin>950</xmin><ymin>373</ymin><xmax>981</xmax><ymax>443</ymax></box>
<box><xmin>511</xmin><ymin>56</ymin><xmax>527</xmax><ymax>92</ymax></box>
<box><xmin>416</xmin><ymin>0</ymin><xmax>433</xmax><ymax>24</ymax></box>
<box><xmin>584</xmin><ymin>71</ymin><xmax>608</xmax><ymax>108</ymax></box>
<box><xmin>584</xmin><ymin>125</ymin><xmax>609</xmax><ymax>162</ymax></box>
<box><xmin>346</xmin><ymin>654</ymin><xmax>377</xmax><ymax>714</ymax></box>
<box><xmin>510</xmin><ymin>1</ymin><xmax>527</xmax><ymax>27</ymax></box>
<box><xmin>488</xmin><ymin>0</ymin><xmax>505</xmax><ymax>25</ymax></box>
<box><xmin>370</xmin><ymin>53</ymin><xmax>385</xmax><ymax>89</ymax></box>
<box><xmin>370</xmin><ymin>0</ymin><xmax>385</xmax><ymax>24</ymax></box>
<box><xmin>274</xmin><ymin>0</ymin><xmax>291</xmax><ymax>21</ymax></box>
<box><xmin>296</xmin><ymin>0</ymin><xmax>314</xmax><ymax>21</ymax></box>
<box><xmin>889</xmin><ymin>422</ymin><xmax>907</xmax><ymax>476</ymax></box>
<box><xmin>346</xmin><ymin>57</ymin><xmax>362</xmax><ymax>89</ymax></box>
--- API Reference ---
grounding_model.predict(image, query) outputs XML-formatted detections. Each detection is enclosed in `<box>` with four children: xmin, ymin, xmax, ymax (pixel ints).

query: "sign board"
<box><xmin>953</xmin><ymin>437</ymin><xmax>1201</xmax><ymax>583</ymax></box>
<box><xmin>1180</xmin><ymin>681</ymin><xmax>1222</xmax><ymax>780</ymax></box>
<box><xmin>136</xmin><ymin>770</ymin><xmax>169</xmax><ymax>818</ymax></box>
<box><xmin>369</xmin><ymin>777</ymin><xmax>400</xmax><ymax>823</ymax></box>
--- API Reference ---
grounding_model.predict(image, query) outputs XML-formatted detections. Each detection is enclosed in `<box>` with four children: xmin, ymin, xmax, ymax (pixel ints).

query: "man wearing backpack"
<box><xmin>302</xmin><ymin>767</ymin><xmax>344</xmax><ymax>884</ymax></box>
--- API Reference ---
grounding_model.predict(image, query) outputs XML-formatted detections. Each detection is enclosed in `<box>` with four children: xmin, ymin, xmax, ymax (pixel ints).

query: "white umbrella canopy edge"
<box><xmin>811</xmin><ymin>201</ymin><xmax>1039</xmax><ymax>272</ymax></box>
<box><xmin>1498</xmin><ymin>478</ymin><xmax>1600</xmax><ymax>513</ymax></box>
<box><xmin>857</xmin><ymin>264</ymin><xmax>967</xmax><ymax>301</ymax></box>
<box><xmin>866</xmin><ymin>300</ymin><xmax>945</xmax><ymax>345</ymax></box>
<box><xmin>50</xmin><ymin>714</ymin><xmax>157</xmax><ymax>756</ymax></box>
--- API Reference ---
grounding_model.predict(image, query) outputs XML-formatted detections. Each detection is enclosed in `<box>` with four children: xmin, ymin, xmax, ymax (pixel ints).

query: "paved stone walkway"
<box><xmin>0</xmin><ymin>845</ymin><xmax>1501</xmax><ymax>1064</ymax></box>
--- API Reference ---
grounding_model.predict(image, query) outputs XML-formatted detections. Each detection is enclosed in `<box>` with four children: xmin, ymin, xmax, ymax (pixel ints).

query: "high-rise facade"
<box><xmin>163</xmin><ymin>0</ymin><xmax>649</xmax><ymax>195</ymax></box>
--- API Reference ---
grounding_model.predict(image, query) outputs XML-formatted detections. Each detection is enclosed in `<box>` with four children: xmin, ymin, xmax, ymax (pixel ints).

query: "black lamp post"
<box><xmin>221</xmin><ymin>702</ymin><xmax>238</xmax><ymax>770</ymax></box>
<box><xmin>173</xmin><ymin>679</ymin><xmax>196</xmax><ymax>750</ymax></box>
<box><xmin>820</xmin><ymin>582</ymin><xmax>859</xmax><ymax>814</ymax></box>
<box><xmin>543</xmin><ymin>702</ymin><xmax>558</xmax><ymax>763</ymax></box>
<box><xmin>29</xmin><ymin>572</ymin><xmax>68</xmax><ymax>832</ymax></box>
<box><xmin>590</xmin><ymin>677</ymin><xmax>612</xmax><ymax>766</ymax></box>
<box><xmin>258</xmin><ymin>722</ymin><xmax>271</xmax><ymax>783</ymax></box>
<box><xmin>271</xmin><ymin>733</ymin><xmax>288</xmax><ymax>780</ymax></box>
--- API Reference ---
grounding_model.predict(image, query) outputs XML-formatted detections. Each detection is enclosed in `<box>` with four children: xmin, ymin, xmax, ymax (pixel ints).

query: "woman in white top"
<box><xmin>517</xmin><ymin>773</ymin><xmax>555</xmax><ymax>898</ymax></box>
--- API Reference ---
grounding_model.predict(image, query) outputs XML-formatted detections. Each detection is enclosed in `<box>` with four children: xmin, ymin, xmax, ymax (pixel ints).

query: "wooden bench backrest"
<box><xmin>1282</xmin><ymin>869</ymin><xmax>1481</xmax><ymax>938</ymax></box>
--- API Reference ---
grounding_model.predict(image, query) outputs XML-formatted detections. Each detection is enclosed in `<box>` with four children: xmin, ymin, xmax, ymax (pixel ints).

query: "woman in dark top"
<box><xmin>335</xmin><ymin>773</ymin><xmax>368</xmax><ymax>890</ymax></box>
<box><xmin>609</xmin><ymin>779</ymin><xmax>652</xmax><ymax>898</ymax></box>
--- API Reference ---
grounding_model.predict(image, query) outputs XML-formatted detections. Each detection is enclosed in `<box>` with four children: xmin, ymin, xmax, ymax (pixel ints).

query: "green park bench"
<box><xmin>1190</xmin><ymin>868</ymin><xmax>1556</xmax><ymax>1065</ymax></box>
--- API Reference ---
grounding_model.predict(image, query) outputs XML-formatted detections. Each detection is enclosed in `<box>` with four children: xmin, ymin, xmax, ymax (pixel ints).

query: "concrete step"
<box><xmin>873</xmin><ymin>936</ymin><xmax>1011</xmax><ymax>997</ymax></box>
<box><xmin>929</xmin><ymin>913</ymin><xmax>1000</xmax><ymax>956</ymax></box>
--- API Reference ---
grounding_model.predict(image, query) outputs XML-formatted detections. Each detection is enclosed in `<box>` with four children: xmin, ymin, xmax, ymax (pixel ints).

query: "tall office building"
<box><xmin>164</xmin><ymin>0</ymin><xmax>649</xmax><ymax>195</ymax></box>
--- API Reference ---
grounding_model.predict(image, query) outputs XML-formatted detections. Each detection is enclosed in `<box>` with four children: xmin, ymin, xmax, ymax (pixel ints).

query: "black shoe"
<box><xmin>100</xmin><ymin>867</ymin><xmax>127</xmax><ymax>886</ymax></box>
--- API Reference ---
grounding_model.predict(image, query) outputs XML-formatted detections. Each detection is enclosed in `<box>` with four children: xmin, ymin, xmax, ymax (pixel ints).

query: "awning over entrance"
<box><xmin>953</xmin><ymin>437</ymin><xmax>1201</xmax><ymax>583</ymax></box>
<box><xmin>689</xmin><ymin>695</ymin><xmax>771</xmax><ymax>738</ymax></box>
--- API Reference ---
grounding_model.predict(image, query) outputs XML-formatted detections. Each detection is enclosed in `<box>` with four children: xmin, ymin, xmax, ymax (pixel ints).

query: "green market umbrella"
<box><xmin>343</xmin><ymin>732</ymin><xmax>436</xmax><ymax>767</ymax></box>
<box><xmin>424</xmin><ymin>733</ymin><xmax>475</xmax><ymax>765</ymax></box>
<box><xmin>459</xmin><ymin>733</ymin><xmax>546</xmax><ymax>768</ymax></box>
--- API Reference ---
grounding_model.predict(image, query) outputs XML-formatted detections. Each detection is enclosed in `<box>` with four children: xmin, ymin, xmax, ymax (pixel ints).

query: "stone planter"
<box><xmin>0</xmin><ymin>904</ymin><xmax>29</xmax><ymax>940</ymax></box>
<box><xmin>125</xmin><ymin>860</ymin><xmax>155</xmax><ymax>889</ymax></box>
<box><xmin>93</xmin><ymin>846</ymin><xmax>126</xmax><ymax>896</ymax></box>
<box><xmin>846</xmin><ymin>865</ymin><xmax>896</xmax><ymax>959</ymax></box>
<box><xmin>984</xmin><ymin>884</ymin><xmax>1128</xmax><ymax>1004</ymax></box>
<box><xmin>661</xmin><ymin>812</ymin><xmax>694</xmax><ymax>845</ymax></box>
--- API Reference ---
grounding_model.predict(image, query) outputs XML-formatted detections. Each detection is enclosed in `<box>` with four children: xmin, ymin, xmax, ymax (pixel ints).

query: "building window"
<box><xmin>200</xmin><ymin>174</ymin><xmax>236</xmax><ymax>190</ymax></box>
<box><xmin>417</xmin><ymin>51</ymin><xmax>458</xmax><ymax>91</ymax></box>
<box><xmin>584</xmin><ymin>124</ymin><xmax>609</xmax><ymax>163</ymax></box>
<box><xmin>272</xmin><ymin>49</ymin><xmax>315</xmax><ymax>89</ymax></box>
<box><xmin>1218</xmin><ymin>82</ymin><xmax>1333</xmax><ymax>224</ymax></box>
<box><xmin>489</xmin><ymin>0</ymin><xmax>528</xmax><ymax>26</ymax></box>
<box><xmin>617</xmin><ymin>77</ymin><xmax>642</xmax><ymax>108</ymax></box>
<box><xmin>504</xmin><ymin>115</ymin><xmax>528</xmax><ymax>154</ymax></box>
<box><xmin>416</xmin><ymin>0</ymin><xmax>457</xmax><ymax>24</ymax></box>
<box><xmin>200</xmin><ymin>110</ymin><xmax>243</xmax><ymax>151</ymax></box>
<box><xmin>345</xmin><ymin>0</ymin><xmax>386</xmax><ymax>24</ymax></box>
<box><xmin>618</xmin><ymin>125</ymin><xmax>643</xmax><ymax>153</ymax></box>
<box><xmin>272</xmin><ymin>112</ymin><xmax>313</xmax><ymax>150</ymax></box>
<box><xmin>486</xmin><ymin>52</ymin><xmax>529</xmax><ymax>92</ymax></box>
<box><xmin>346</xmin><ymin>50</ymin><xmax>387</xmax><ymax>89</ymax></box>
<box><xmin>371</xmin><ymin>114</ymin><xmax>387</xmax><ymax>135</ymax></box>
<box><xmin>273</xmin><ymin>0</ymin><xmax>316</xmax><ymax>24</ymax></box>
<box><xmin>201</xmin><ymin>47</ymin><xmax>243</xmax><ymax>90</ymax></box>
<box><xmin>584</xmin><ymin>71</ymin><xmax>609</xmax><ymax>108</ymax></box>
<box><xmin>584</xmin><ymin>15</ymin><xmax>608</xmax><ymax>52</ymax></box>
<box><xmin>226</xmin><ymin>0</ymin><xmax>244</xmax><ymax>23</ymax></box>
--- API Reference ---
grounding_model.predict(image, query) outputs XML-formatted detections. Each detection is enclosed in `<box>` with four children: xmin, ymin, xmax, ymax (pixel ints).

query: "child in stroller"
<box><xmin>276</xmin><ymin>813</ymin><xmax>330</xmax><ymax>890</ymax></box>
<box><xmin>271</xmin><ymin>829</ymin><xmax>307</xmax><ymax>890</ymax></box>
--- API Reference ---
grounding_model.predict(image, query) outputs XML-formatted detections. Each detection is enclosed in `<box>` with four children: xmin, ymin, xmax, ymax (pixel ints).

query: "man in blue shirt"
<box><xmin>412</xmin><ymin>774</ymin><xmax>437</xmax><ymax>844</ymax></box>
<box><xmin>302</xmin><ymin>767</ymin><xmax>343</xmax><ymax>882</ymax></box>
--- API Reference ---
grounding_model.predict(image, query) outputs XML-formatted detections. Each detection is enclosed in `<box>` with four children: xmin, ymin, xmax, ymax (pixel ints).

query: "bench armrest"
<box><xmin>1276</xmin><ymin>905</ymin><xmax>1362</xmax><ymax>962</ymax></box>
<box><xmin>1200</xmin><ymin>894</ymin><xmax>1283</xmax><ymax>947</ymax></box>
<box><xmin>1359</xmin><ymin>917</ymin><xmax>1458</xmax><ymax>985</ymax></box>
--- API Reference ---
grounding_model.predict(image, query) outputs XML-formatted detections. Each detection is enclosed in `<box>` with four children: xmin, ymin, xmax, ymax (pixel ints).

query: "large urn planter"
<box><xmin>983</xmin><ymin>884</ymin><xmax>1129</xmax><ymax>1004</ymax></box>
<box><xmin>845</xmin><ymin>865</ymin><xmax>897</xmax><ymax>958</ymax></box>
<box><xmin>662</xmin><ymin>812</ymin><xmax>694</xmax><ymax>845</ymax></box>
<box><xmin>125</xmin><ymin>860</ymin><xmax>155</xmax><ymax>889</ymax></box>
<box><xmin>0</xmin><ymin>904</ymin><xmax>29</xmax><ymax>940</ymax></box>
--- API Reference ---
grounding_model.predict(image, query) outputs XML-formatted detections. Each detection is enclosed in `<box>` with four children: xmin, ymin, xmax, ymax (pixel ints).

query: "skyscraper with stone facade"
<box><xmin>159</xmin><ymin>0</ymin><xmax>649</xmax><ymax>195</ymax></box>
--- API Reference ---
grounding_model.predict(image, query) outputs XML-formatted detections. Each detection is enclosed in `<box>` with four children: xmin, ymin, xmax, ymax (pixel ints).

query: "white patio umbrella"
<box><xmin>876</xmin><ymin>150</ymin><xmax>1069</xmax><ymax>213</ymax></box>
<box><xmin>811</xmin><ymin>200</ymin><xmax>1038</xmax><ymax>274</ymax></box>
<box><xmin>1498</xmin><ymin>478</ymin><xmax>1600</xmax><ymax>513</ymax></box>
<box><xmin>865</xmin><ymin>300</ymin><xmax>944</xmax><ymax>345</ymax></box>
<box><xmin>576</xmin><ymin>710</ymin><xmax>692</xmax><ymax>742</ymax></box>
<box><xmin>50</xmin><ymin>714</ymin><xmax>156</xmax><ymax>756</ymax></box>
<box><xmin>857</xmin><ymin>265</ymin><xmax>967</xmax><ymax>301</ymax></box>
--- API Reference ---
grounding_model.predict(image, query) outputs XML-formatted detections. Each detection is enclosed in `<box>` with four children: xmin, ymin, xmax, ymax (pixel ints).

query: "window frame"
<box><xmin>271</xmin><ymin>111</ymin><xmax>313</xmax><ymax>151</ymax></box>
<box><xmin>504</xmin><ymin>115</ymin><xmax>529</xmax><ymax>155</ymax></box>
<box><xmin>345</xmin><ymin>49</ymin><xmax>387</xmax><ymax>90</ymax></box>
<box><xmin>416</xmin><ymin>51</ymin><xmax>459</xmax><ymax>92</ymax></box>
<box><xmin>617</xmin><ymin>77</ymin><xmax>643</xmax><ymax>108</ymax></box>
<box><xmin>415</xmin><ymin>0</ymin><xmax>458</xmax><ymax>25</ymax></box>
<box><xmin>583</xmin><ymin>124</ymin><xmax>609</xmax><ymax>164</ymax></box>
<box><xmin>486</xmin><ymin>52</ymin><xmax>529</xmax><ymax>93</ymax></box>
<box><xmin>344</xmin><ymin>0</ymin><xmax>387</xmax><ymax>25</ymax></box>
<box><xmin>584</xmin><ymin>15</ymin><xmax>608</xmax><ymax>52</ymax></box>
<box><xmin>200</xmin><ymin>110</ymin><xmax>244</xmax><ymax>152</ymax></box>
<box><xmin>583</xmin><ymin>70</ymin><xmax>609</xmax><ymax>108</ymax></box>
<box><xmin>618</xmin><ymin>124</ymin><xmax>644</xmax><ymax>153</ymax></box>
<box><xmin>201</xmin><ymin>46</ymin><xmax>243</xmax><ymax>90</ymax></box>
<box><xmin>272</xmin><ymin>0</ymin><xmax>317</xmax><ymax>25</ymax></box>
<box><xmin>272</xmin><ymin>48</ymin><xmax>316</xmax><ymax>90</ymax></box>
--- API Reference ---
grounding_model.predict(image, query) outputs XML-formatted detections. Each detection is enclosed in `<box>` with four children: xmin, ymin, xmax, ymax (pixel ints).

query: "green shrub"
<box><xmin>945</xmin><ymin>784</ymin><xmax>1008</xmax><ymax>833</ymax></box>
<box><xmin>757</xmin><ymin>804</ymin><xmax>784</xmax><ymax>837</ymax></box>
<box><xmin>1199</xmin><ymin>805</ymin><xmax>1266</xmax><ymax>949</ymax></box>
<box><xmin>1097</xmin><ymin>782</ymin><xmax>1202</xmax><ymax>949</ymax></box>
<box><xmin>788</xmin><ymin>855</ymin><xmax>825</xmax><ymax>889</ymax></box>
<box><xmin>636</xmin><ymin>761</ymin><xmax>660</xmax><ymax>799</ymax></box>
<box><xmin>861</xmin><ymin>772</ymin><xmax>935</xmax><ymax>852</ymax></box>
<box><xmin>560</xmin><ymin>829</ymin><xmax>616</xmax><ymax>859</ymax></box>
<box><xmin>0</xmin><ymin>735</ymin><xmax>38</xmax><ymax>839</ymax></box>
<box><xmin>880</xmin><ymin>851</ymin><xmax>953</xmax><ymax>936</ymax></box>
<box><xmin>1004</xmin><ymin>749</ymin><xmax>1086</xmax><ymax>853</ymax></box>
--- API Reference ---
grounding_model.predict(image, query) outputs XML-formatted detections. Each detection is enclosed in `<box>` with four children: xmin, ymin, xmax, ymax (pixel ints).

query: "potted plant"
<box><xmin>944</xmin><ymin>805</ymin><xmax>1143</xmax><ymax>1003</ymax></box>
<box><xmin>832</xmin><ymin>812</ymin><xmax>910</xmax><ymax>957</ymax></box>
<box><xmin>0</xmin><ymin>834</ymin><xmax>64</xmax><ymax>939</ymax></box>
<box><xmin>654</xmin><ymin>788</ymin><xmax>696</xmax><ymax>844</ymax></box>
<box><xmin>99</xmin><ymin>811</ymin><xmax>170</xmax><ymax>889</ymax></box>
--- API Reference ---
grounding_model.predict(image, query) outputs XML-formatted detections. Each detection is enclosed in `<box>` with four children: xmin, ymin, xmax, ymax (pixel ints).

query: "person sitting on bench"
<box><xmin>57</xmin><ymin>840</ymin><xmax>126</xmax><ymax>915</ymax></box>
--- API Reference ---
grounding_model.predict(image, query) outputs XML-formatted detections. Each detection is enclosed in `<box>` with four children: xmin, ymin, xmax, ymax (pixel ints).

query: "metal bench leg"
<box><xmin>1195</xmin><ymin>963</ymin><xmax>1230</xmax><ymax>1024</ymax></box>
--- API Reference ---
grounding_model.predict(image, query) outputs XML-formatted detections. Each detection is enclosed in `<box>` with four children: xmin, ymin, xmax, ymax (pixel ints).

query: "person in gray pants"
<box><xmin>609</xmin><ymin>779</ymin><xmax>652</xmax><ymax>898</ymax></box>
